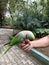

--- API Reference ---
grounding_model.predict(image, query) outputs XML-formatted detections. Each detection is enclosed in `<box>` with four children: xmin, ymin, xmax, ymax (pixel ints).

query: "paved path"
<box><xmin>0</xmin><ymin>45</ymin><xmax>43</xmax><ymax>65</ymax></box>
<box><xmin>0</xmin><ymin>29</ymin><xmax>43</xmax><ymax>65</ymax></box>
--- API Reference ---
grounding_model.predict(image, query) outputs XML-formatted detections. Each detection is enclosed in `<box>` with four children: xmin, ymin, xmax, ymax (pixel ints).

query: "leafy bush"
<box><xmin>33</xmin><ymin>28</ymin><xmax>49</xmax><ymax>38</ymax></box>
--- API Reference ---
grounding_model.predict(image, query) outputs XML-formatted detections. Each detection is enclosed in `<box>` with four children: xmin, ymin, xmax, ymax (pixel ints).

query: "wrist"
<box><xmin>30</xmin><ymin>40</ymin><xmax>38</xmax><ymax>48</ymax></box>
<box><xmin>31</xmin><ymin>40</ymin><xmax>39</xmax><ymax>48</ymax></box>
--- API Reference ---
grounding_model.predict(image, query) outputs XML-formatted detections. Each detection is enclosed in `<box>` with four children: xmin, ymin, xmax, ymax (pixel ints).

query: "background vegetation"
<box><xmin>0</xmin><ymin>0</ymin><xmax>49</xmax><ymax>37</ymax></box>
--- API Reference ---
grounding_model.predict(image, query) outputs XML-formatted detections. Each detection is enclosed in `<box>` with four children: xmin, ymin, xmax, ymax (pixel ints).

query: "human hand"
<box><xmin>20</xmin><ymin>39</ymin><xmax>34</xmax><ymax>52</ymax></box>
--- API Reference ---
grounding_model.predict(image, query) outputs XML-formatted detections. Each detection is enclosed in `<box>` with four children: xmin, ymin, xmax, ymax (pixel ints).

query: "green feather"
<box><xmin>1</xmin><ymin>36</ymin><xmax>24</xmax><ymax>57</ymax></box>
<box><xmin>2</xmin><ymin>46</ymin><xmax>12</xmax><ymax>56</ymax></box>
<box><xmin>0</xmin><ymin>46</ymin><xmax>12</xmax><ymax>59</ymax></box>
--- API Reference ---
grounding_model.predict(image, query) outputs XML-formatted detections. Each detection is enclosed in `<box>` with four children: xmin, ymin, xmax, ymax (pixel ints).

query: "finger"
<box><xmin>24</xmin><ymin>46</ymin><xmax>30</xmax><ymax>51</ymax></box>
<box><xmin>22</xmin><ymin>44</ymin><xmax>29</xmax><ymax>49</ymax></box>
<box><xmin>24</xmin><ymin>46</ymin><xmax>31</xmax><ymax>51</ymax></box>
<box><xmin>19</xmin><ymin>41</ymin><xmax>25</xmax><ymax>46</ymax></box>
<box><xmin>25</xmin><ymin>39</ymin><xmax>30</xmax><ymax>44</ymax></box>
<box><xmin>20</xmin><ymin>43</ymin><xmax>25</xmax><ymax>47</ymax></box>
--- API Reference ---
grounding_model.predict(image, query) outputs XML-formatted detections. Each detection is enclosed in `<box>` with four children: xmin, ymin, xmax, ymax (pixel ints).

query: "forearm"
<box><xmin>32</xmin><ymin>35</ymin><xmax>49</xmax><ymax>48</ymax></box>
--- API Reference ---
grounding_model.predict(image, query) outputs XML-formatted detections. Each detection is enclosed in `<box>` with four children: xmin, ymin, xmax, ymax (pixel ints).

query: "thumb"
<box><xmin>25</xmin><ymin>39</ymin><xmax>30</xmax><ymax>44</ymax></box>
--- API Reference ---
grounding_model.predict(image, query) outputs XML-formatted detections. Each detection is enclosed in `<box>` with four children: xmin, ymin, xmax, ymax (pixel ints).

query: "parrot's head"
<box><xmin>15</xmin><ymin>30</ymin><xmax>35</xmax><ymax>41</ymax></box>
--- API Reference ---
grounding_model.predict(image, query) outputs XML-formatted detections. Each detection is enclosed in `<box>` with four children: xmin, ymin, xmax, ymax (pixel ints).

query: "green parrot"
<box><xmin>1</xmin><ymin>30</ymin><xmax>35</xmax><ymax>57</ymax></box>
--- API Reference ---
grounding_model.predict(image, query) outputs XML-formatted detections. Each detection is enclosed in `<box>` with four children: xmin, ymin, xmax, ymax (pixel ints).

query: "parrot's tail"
<box><xmin>0</xmin><ymin>42</ymin><xmax>10</xmax><ymax>51</ymax></box>
<box><xmin>0</xmin><ymin>45</ymin><xmax>12</xmax><ymax>59</ymax></box>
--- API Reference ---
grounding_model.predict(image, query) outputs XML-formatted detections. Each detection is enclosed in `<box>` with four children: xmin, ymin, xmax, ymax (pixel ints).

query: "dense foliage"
<box><xmin>0</xmin><ymin>0</ymin><xmax>49</xmax><ymax>37</ymax></box>
<box><xmin>0</xmin><ymin>0</ymin><xmax>49</xmax><ymax>28</ymax></box>
<box><xmin>33</xmin><ymin>28</ymin><xmax>49</xmax><ymax>38</ymax></box>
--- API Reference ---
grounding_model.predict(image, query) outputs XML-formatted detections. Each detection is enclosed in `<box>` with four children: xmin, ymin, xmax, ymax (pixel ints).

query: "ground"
<box><xmin>0</xmin><ymin>28</ymin><xmax>48</xmax><ymax>65</ymax></box>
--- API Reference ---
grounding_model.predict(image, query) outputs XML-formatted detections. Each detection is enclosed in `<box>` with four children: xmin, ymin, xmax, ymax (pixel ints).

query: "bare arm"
<box><xmin>33</xmin><ymin>35</ymin><xmax>49</xmax><ymax>48</ymax></box>
<box><xmin>20</xmin><ymin>35</ymin><xmax>49</xmax><ymax>51</ymax></box>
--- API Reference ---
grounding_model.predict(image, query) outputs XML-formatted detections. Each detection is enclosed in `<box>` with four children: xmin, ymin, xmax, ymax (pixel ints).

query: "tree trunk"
<box><xmin>0</xmin><ymin>13</ymin><xmax>3</xmax><ymax>27</ymax></box>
